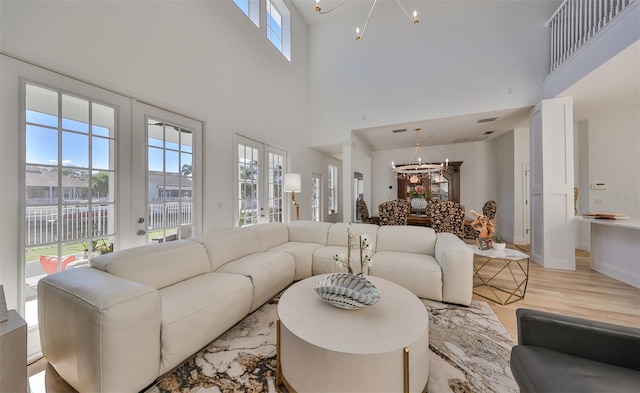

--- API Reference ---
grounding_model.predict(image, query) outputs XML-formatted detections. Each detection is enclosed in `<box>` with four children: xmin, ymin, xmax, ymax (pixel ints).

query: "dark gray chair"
<box><xmin>510</xmin><ymin>308</ymin><xmax>640</xmax><ymax>393</ymax></box>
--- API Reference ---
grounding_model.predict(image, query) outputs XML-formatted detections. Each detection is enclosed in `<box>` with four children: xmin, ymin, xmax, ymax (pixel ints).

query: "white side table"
<box><xmin>0</xmin><ymin>310</ymin><xmax>27</xmax><ymax>392</ymax></box>
<box><xmin>469</xmin><ymin>245</ymin><xmax>530</xmax><ymax>305</ymax></box>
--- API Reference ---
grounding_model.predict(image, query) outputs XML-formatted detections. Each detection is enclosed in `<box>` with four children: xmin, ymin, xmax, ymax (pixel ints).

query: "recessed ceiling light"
<box><xmin>477</xmin><ymin>117</ymin><xmax>498</xmax><ymax>123</ymax></box>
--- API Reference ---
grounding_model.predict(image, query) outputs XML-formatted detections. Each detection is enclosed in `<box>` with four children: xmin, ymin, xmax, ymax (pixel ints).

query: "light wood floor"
<box><xmin>474</xmin><ymin>245</ymin><xmax>640</xmax><ymax>342</ymax></box>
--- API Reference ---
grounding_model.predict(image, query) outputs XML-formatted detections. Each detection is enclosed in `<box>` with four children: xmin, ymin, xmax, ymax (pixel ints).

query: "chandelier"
<box><xmin>314</xmin><ymin>0</ymin><xmax>420</xmax><ymax>40</ymax></box>
<box><xmin>392</xmin><ymin>128</ymin><xmax>448</xmax><ymax>184</ymax></box>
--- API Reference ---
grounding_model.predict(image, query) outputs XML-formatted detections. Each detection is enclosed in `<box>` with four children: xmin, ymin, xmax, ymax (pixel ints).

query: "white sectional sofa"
<box><xmin>38</xmin><ymin>220</ymin><xmax>473</xmax><ymax>392</ymax></box>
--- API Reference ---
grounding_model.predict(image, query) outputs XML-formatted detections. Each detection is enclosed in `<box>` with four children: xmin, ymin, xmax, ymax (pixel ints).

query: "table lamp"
<box><xmin>284</xmin><ymin>173</ymin><xmax>301</xmax><ymax>220</ymax></box>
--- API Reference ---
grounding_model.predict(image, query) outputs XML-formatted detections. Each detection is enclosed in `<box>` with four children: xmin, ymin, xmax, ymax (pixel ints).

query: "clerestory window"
<box><xmin>266</xmin><ymin>0</ymin><xmax>291</xmax><ymax>61</ymax></box>
<box><xmin>233</xmin><ymin>0</ymin><xmax>259</xmax><ymax>27</ymax></box>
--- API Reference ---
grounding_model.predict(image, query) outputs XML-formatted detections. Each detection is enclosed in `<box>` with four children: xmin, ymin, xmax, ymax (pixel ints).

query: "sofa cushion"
<box><xmin>158</xmin><ymin>272</ymin><xmax>253</xmax><ymax>374</ymax></box>
<box><xmin>217</xmin><ymin>251</ymin><xmax>295</xmax><ymax>311</ymax></box>
<box><xmin>195</xmin><ymin>229</ymin><xmax>262</xmax><ymax>271</ymax></box>
<box><xmin>327</xmin><ymin>223</ymin><xmax>379</xmax><ymax>250</ymax></box>
<box><xmin>312</xmin><ymin>245</ymin><xmax>366</xmax><ymax>275</ymax></box>
<box><xmin>510</xmin><ymin>345</ymin><xmax>640</xmax><ymax>393</ymax></box>
<box><xmin>90</xmin><ymin>240</ymin><xmax>211</xmax><ymax>290</ymax></box>
<box><xmin>369</xmin><ymin>251</ymin><xmax>443</xmax><ymax>301</ymax></box>
<box><xmin>287</xmin><ymin>220</ymin><xmax>332</xmax><ymax>245</ymax></box>
<box><xmin>376</xmin><ymin>225</ymin><xmax>436</xmax><ymax>255</ymax></box>
<box><xmin>268</xmin><ymin>242</ymin><xmax>324</xmax><ymax>280</ymax></box>
<box><xmin>252</xmin><ymin>223</ymin><xmax>290</xmax><ymax>251</ymax></box>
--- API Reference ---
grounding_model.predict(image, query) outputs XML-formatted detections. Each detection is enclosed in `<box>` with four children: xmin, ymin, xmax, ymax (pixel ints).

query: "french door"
<box><xmin>1</xmin><ymin>55</ymin><xmax>202</xmax><ymax>361</ymax></box>
<box><xmin>235</xmin><ymin>134</ymin><xmax>286</xmax><ymax>226</ymax></box>
<box><xmin>14</xmin><ymin>71</ymin><xmax>131</xmax><ymax>360</ymax></box>
<box><xmin>131</xmin><ymin>102</ymin><xmax>203</xmax><ymax>248</ymax></box>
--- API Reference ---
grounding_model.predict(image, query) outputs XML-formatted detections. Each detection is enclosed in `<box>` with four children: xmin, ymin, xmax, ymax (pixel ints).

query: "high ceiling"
<box><xmin>291</xmin><ymin>0</ymin><xmax>638</xmax><ymax>155</ymax></box>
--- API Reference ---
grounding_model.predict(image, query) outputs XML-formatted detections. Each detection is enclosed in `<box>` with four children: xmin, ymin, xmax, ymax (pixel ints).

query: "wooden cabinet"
<box><xmin>397</xmin><ymin>161</ymin><xmax>462</xmax><ymax>203</ymax></box>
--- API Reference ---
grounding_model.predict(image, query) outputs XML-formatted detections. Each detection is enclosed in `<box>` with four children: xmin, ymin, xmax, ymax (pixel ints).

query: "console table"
<box><xmin>576</xmin><ymin>216</ymin><xmax>640</xmax><ymax>288</ymax></box>
<box><xmin>277</xmin><ymin>274</ymin><xmax>429</xmax><ymax>392</ymax></box>
<box><xmin>0</xmin><ymin>310</ymin><xmax>27</xmax><ymax>392</ymax></box>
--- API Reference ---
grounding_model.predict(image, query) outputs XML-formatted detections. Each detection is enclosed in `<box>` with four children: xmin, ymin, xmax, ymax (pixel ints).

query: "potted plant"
<box><xmin>493</xmin><ymin>235</ymin><xmax>506</xmax><ymax>251</ymax></box>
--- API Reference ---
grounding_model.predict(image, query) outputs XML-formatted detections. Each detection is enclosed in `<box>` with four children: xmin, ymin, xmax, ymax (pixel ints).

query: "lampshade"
<box><xmin>284</xmin><ymin>173</ymin><xmax>301</xmax><ymax>193</ymax></box>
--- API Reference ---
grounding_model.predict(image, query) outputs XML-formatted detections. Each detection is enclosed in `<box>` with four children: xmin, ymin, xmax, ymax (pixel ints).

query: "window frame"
<box><xmin>266</xmin><ymin>0</ymin><xmax>291</xmax><ymax>61</ymax></box>
<box><xmin>232</xmin><ymin>0</ymin><xmax>260</xmax><ymax>27</ymax></box>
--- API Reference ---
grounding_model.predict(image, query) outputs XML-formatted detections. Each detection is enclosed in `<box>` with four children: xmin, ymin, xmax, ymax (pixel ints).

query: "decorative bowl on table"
<box><xmin>313</xmin><ymin>273</ymin><xmax>381</xmax><ymax>310</ymax></box>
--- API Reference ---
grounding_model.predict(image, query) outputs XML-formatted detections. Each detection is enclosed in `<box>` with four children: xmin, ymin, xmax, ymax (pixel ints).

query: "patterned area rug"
<box><xmin>147</xmin><ymin>294</ymin><xmax>517</xmax><ymax>393</ymax></box>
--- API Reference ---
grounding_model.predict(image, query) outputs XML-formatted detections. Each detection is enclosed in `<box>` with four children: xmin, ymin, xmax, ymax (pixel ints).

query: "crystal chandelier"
<box><xmin>392</xmin><ymin>128</ymin><xmax>448</xmax><ymax>184</ymax></box>
<box><xmin>314</xmin><ymin>0</ymin><xmax>420</xmax><ymax>40</ymax></box>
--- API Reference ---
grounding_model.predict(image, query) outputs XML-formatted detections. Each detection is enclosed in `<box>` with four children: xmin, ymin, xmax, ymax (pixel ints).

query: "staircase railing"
<box><xmin>546</xmin><ymin>0</ymin><xmax>637</xmax><ymax>72</ymax></box>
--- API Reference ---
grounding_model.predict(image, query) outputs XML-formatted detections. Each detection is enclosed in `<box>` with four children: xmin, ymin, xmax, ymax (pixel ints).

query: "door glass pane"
<box><xmin>147</xmin><ymin>119</ymin><xmax>194</xmax><ymax>242</ymax></box>
<box><xmin>311</xmin><ymin>174</ymin><xmax>321</xmax><ymax>222</ymax></box>
<box><xmin>268</xmin><ymin>151</ymin><xmax>284</xmax><ymax>223</ymax></box>
<box><xmin>238</xmin><ymin>143</ymin><xmax>260</xmax><ymax>227</ymax></box>
<box><xmin>62</xmin><ymin>131</ymin><xmax>89</xmax><ymax>168</ymax></box>
<box><xmin>24</xmin><ymin>83</ymin><xmax>117</xmax><ymax>328</ymax></box>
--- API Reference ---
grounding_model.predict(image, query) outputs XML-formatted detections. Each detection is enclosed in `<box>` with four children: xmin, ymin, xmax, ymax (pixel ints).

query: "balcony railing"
<box><xmin>546</xmin><ymin>0</ymin><xmax>637</xmax><ymax>72</ymax></box>
<box><xmin>25</xmin><ymin>202</ymin><xmax>192</xmax><ymax>246</ymax></box>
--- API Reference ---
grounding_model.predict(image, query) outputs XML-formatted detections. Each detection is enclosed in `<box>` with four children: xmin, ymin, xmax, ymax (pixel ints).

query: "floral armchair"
<box><xmin>378</xmin><ymin>199</ymin><xmax>410</xmax><ymax>226</ymax></box>
<box><xmin>429</xmin><ymin>199</ymin><xmax>466</xmax><ymax>238</ymax></box>
<box><xmin>464</xmin><ymin>200</ymin><xmax>497</xmax><ymax>239</ymax></box>
<box><xmin>356</xmin><ymin>198</ymin><xmax>379</xmax><ymax>225</ymax></box>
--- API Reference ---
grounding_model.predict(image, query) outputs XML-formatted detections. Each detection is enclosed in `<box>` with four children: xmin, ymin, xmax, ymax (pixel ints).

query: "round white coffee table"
<box><xmin>277</xmin><ymin>274</ymin><xmax>429</xmax><ymax>393</ymax></box>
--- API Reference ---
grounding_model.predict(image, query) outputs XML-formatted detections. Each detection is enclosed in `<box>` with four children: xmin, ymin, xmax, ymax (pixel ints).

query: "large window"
<box><xmin>236</xmin><ymin>135</ymin><xmax>286</xmax><ymax>227</ymax></box>
<box><xmin>266</xmin><ymin>0</ymin><xmax>291</xmax><ymax>60</ymax></box>
<box><xmin>328</xmin><ymin>165</ymin><xmax>338</xmax><ymax>214</ymax></box>
<box><xmin>24</xmin><ymin>83</ymin><xmax>116</xmax><ymax>271</ymax></box>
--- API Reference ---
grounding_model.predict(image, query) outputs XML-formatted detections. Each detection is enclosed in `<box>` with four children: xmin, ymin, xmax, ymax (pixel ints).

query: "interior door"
<box><xmin>131</xmin><ymin>101</ymin><xmax>203</xmax><ymax>247</ymax></box>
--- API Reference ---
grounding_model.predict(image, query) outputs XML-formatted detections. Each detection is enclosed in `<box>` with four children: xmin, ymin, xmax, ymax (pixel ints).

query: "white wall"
<box><xmin>585</xmin><ymin>101</ymin><xmax>640</xmax><ymax>218</ymax></box>
<box><xmin>371</xmin><ymin>140</ymin><xmax>498</xmax><ymax>216</ymax></box>
<box><xmin>0</xmin><ymin>0</ymin><xmax>340</xmax><ymax>231</ymax></box>
<box><xmin>307</xmin><ymin>0</ymin><xmax>558</xmax><ymax>147</ymax></box>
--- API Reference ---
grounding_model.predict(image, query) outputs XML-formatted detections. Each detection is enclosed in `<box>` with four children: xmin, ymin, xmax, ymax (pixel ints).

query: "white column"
<box><xmin>529</xmin><ymin>96</ymin><xmax>576</xmax><ymax>270</ymax></box>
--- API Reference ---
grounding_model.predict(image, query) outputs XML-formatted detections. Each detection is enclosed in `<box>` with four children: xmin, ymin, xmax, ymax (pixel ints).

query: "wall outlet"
<box><xmin>594</xmin><ymin>198</ymin><xmax>604</xmax><ymax>205</ymax></box>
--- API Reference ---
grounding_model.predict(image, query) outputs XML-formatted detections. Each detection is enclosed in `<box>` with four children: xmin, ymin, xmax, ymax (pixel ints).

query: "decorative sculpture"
<box><xmin>469</xmin><ymin>209</ymin><xmax>496</xmax><ymax>249</ymax></box>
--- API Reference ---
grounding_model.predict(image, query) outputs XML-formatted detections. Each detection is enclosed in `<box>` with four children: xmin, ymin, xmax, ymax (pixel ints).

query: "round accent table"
<box><xmin>277</xmin><ymin>274</ymin><xmax>429</xmax><ymax>393</ymax></box>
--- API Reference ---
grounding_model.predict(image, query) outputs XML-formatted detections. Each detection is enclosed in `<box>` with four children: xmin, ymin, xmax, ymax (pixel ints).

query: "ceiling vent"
<box><xmin>392</xmin><ymin>128</ymin><xmax>407</xmax><ymax>133</ymax></box>
<box><xmin>454</xmin><ymin>136</ymin><xmax>490</xmax><ymax>143</ymax></box>
<box><xmin>477</xmin><ymin>117</ymin><xmax>498</xmax><ymax>123</ymax></box>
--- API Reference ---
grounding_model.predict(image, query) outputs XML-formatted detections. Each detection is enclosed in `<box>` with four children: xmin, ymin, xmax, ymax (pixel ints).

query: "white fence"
<box><xmin>546</xmin><ymin>0</ymin><xmax>636</xmax><ymax>72</ymax></box>
<box><xmin>25</xmin><ymin>202</ymin><xmax>192</xmax><ymax>246</ymax></box>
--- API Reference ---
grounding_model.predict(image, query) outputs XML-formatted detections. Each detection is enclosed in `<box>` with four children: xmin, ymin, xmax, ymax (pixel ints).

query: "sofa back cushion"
<box><xmin>194</xmin><ymin>229</ymin><xmax>261</xmax><ymax>271</ymax></box>
<box><xmin>90</xmin><ymin>240</ymin><xmax>211</xmax><ymax>289</ymax></box>
<box><xmin>376</xmin><ymin>225</ymin><xmax>436</xmax><ymax>256</ymax></box>
<box><xmin>327</xmin><ymin>223</ymin><xmax>379</xmax><ymax>251</ymax></box>
<box><xmin>287</xmin><ymin>220</ymin><xmax>332</xmax><ymax>245</ymax></box>
<box><xmin>251</xmin><ymin>223</ymin><xmax>290</xmax><ymax>251</ymax></box>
